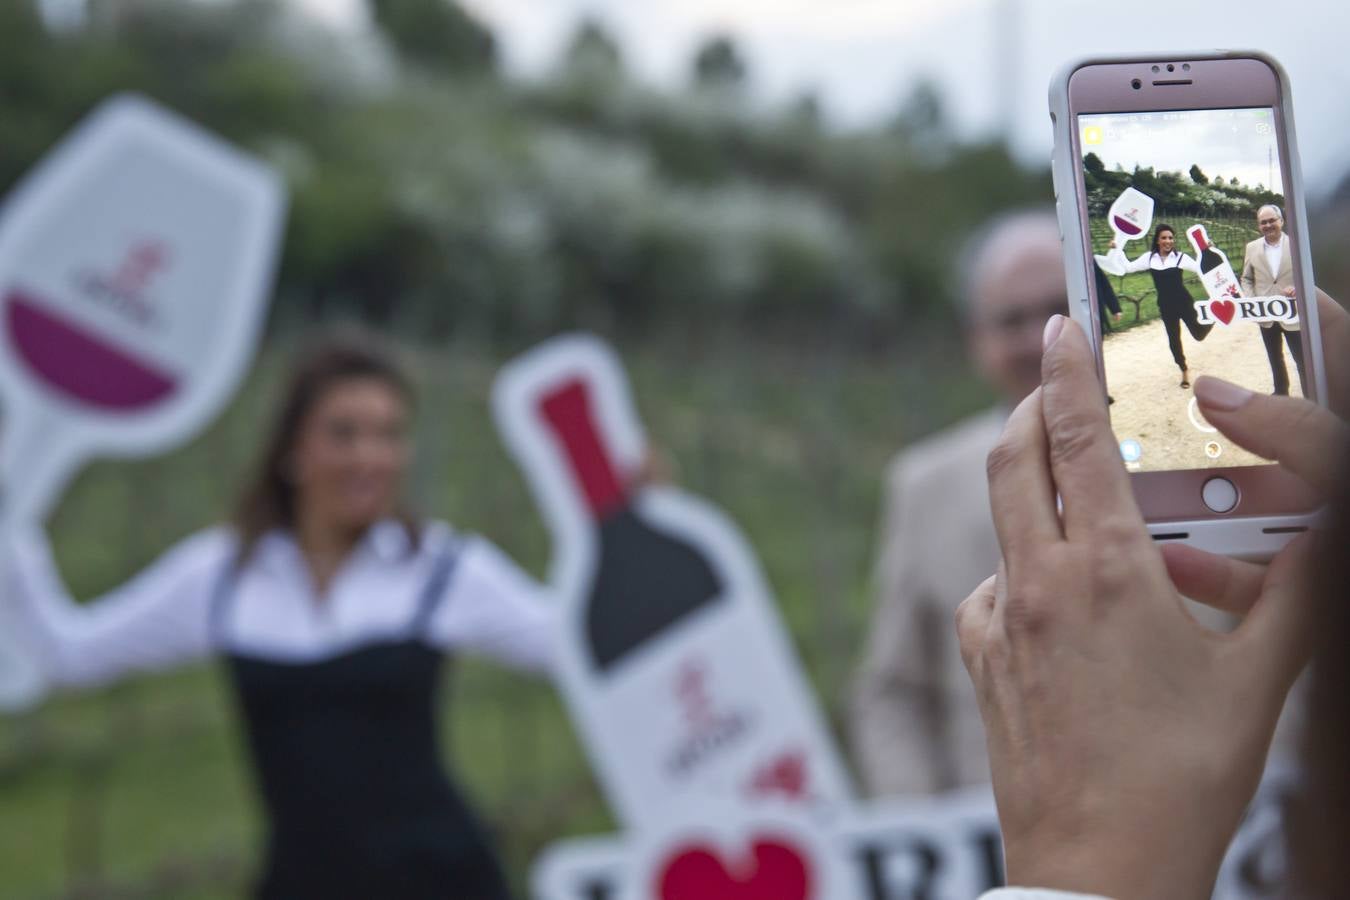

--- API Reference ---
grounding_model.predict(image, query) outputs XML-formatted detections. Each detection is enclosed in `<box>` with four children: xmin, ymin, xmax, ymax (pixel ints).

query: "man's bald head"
<box><xmin>1257</xmin><ymin>204</ymin><xmax>1284</xmax><ymax>243</ymax></box>
<box><xmin>960</xmin><ymin>210</ymin><xmax>1069</xmax><ymax>405</ymax></box>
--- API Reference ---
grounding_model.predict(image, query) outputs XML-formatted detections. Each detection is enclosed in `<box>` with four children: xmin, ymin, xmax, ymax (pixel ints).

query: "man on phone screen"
<box><xmin>1241</xmin><ymin>204</ymin><xmax>1305</xmax><ymax>396</ymax></box>
<box><xmin>849</xmin><ymin>210</ymin><xmax>1065</xmax><ymax>797</ymax></box>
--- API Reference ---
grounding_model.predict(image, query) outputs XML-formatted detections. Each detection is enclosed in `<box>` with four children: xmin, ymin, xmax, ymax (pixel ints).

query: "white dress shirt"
<box><xmin>1263</xmin><ymin>238</ymin><xmax>1283</xmax><ymax>282</ymax></box>
<box><xmin>2</xmin><ymin>519</ymin><xmax>556</xmax><ymax>695</ymax></box>
<box><xmin>1115</xmin><ymin>248</ymin><xmax>1201</xmax><ymax>275</ymax></box>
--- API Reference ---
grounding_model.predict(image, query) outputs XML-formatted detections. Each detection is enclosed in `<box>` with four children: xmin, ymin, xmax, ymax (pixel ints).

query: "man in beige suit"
<box><xmin>849</xmin><ymin>210</ymin><xmax>1067</xmax><ymax>796</ymax></box>
<box><xmin>1241</xmin><ymin>204</ymin><xmax>1305</xmax><ymax>396</ymax></box>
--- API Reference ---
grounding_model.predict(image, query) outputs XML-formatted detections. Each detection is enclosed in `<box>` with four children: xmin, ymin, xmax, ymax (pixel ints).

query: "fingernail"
<box><xmin>1194</xmin><ymin>376</ymin><xmax>1253</xmax><ymax>412</ymax></box>
<box><xmin>1042</xmin><ymin>314</ymin><xmax>1065</xmax><ymax>351</ymax></box>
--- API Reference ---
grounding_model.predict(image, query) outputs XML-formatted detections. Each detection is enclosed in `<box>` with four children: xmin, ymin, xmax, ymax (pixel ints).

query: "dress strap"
<box><xmin>409</xmin><ymin>539</ymin><xmax>463</xmax><ymax>638</ymax></box>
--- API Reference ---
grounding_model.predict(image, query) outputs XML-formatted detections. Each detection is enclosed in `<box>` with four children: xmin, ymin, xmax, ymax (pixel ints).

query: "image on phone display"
<box><xmin>1079</xmin><ymin>107</ymin><xmax>1301</xmax><ymax>473</ymax></box>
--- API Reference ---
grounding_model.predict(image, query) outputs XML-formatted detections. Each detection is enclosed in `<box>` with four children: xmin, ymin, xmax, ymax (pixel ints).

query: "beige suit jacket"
<box><xmin>849</xmin><ymin>407</ymin><xmax>1004</xmax><ymax>797</ymax></box>
<box><xmin>1240</xmin><ymin>233</ymin><xmax>1299</xmax><ymax>331</ymax></box>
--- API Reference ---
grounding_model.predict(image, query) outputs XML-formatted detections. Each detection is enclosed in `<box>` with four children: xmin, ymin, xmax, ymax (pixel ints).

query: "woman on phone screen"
<box><xmin>1</xmin><ymin>333</ymin><xmax>555</xmax><ymax>899</ymax></box>
<box><xmin>1098</xmin><ymin>223</ymin><xmax>1213</xmax><ymax>387</ymax></box>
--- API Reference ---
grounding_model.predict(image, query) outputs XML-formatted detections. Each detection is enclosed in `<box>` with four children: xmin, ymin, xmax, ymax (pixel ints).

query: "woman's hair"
<box><xmin>232</xmin><ymin>328</ymin><xmax>418</xmax><ymax>562</ymax></box>
<box><xmin>1288</xmin><ymin>452</ymin><xmax>1350</xmax><ymax>894</ymax></box>
<box><xmin>1149</xmin><ymin>223</ymin><xmax>1176</xmax><ymax>260</ymax></box>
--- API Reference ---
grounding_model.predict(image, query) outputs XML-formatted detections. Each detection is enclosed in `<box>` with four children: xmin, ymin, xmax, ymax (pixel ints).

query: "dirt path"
<box><xmin>1103</xmin><ymin>317</ymin><xmax>1303</xmax><ymax>471</ymax></box>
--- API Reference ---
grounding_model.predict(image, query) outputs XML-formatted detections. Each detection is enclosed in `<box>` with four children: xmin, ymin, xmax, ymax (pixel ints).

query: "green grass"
<box><xmin>0</xmin><ymin>330</ymin><xmax>988</xmax><ymax>898</ymax></box>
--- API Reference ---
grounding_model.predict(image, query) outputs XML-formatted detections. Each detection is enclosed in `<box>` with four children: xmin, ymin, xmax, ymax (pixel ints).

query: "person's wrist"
<box><xmin>1004</xmin><ymin>825</ymin><xmax>1225</xmax><ymax>900</ymax></box>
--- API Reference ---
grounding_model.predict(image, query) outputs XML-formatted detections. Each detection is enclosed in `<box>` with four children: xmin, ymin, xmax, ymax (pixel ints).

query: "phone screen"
<box><xmin>1078</xmin><ymin>107</ymin><xmax>1300</xmax><ymax>473</ymax></box>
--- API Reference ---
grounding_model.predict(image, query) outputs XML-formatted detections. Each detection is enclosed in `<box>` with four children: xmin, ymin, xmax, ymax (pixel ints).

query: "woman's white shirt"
<box><xmin>1096</xmin><ymin>247</ymin><xmax>1201</xmax><ymax>275</ymax></box>
<box><xmin>979</xmin><ymin>890</ymin><xmax>1112</xmax><ymax>900</ymax></box>
<box><xmin>2</xmin><ymin>520</ymin><xmax>557</xmax><ymax>694</ymax></box>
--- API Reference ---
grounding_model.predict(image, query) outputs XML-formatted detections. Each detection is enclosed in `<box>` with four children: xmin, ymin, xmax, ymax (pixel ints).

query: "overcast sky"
<box><xmin>447</xmin><ymin>0</ymin><xmax>1350</xmax><ymax>198</ymax></box>
<box><xmin>1082</xmin><ymin>109</ymin><xmax>1285</xmax><ymax>195</ymax></box>
<box><xmin>171</xmin><ymin>0</ymin><xmax>1350</xmax><ymax>198</ymax></box>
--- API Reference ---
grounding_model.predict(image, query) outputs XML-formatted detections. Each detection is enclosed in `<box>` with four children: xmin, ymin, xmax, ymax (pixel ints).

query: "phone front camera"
<box><xmin>1131</xmin><ymin>78</ymin><xmax>1142</xmax><ymax>90</ymax></box>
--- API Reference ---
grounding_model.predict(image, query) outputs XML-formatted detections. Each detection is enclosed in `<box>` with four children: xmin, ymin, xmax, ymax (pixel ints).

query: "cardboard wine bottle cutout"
<box><xmin>1188</xmin><ymin>224</ymin><xmax>1298</xmax><ymax>327</ymax></box>
<box><xmin>492</xmin><ymin>335</ymin><xmax>854</xmax><ymax>830</ymax></box>
<box><xmin>0</xmin><ymin>94</ymin><xmax>286</xmax><ymax>709</ymax></box>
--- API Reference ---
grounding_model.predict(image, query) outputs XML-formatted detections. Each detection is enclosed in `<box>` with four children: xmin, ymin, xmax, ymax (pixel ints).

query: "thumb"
<box><xmin>1232</xmin><ymin>533</ymin><xmax>1319</xmax><ymax>697</ymax></box>
<box><xmin>1193</xmin><ymin>377</ymin><xmax>1348</xmax><ymax>497</ymax></box>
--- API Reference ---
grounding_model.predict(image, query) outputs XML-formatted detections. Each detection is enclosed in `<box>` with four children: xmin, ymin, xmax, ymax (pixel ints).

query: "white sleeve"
<box><xmin>1</xmin><ymin>525</ymin><xmax>235</xmax><ymax>693</ymax></box>
<box><xmin>1179</xmin><ymin>252</ymin><xmax>1202</xmax><ymax>275</ymax></box>
<box><xmin>980</xmin><ymin>890</ymin><xmax>1114</xmax><ymax>900</ymax></box>
<box><xmin>1093</xmin><ymin>248</ymin><xmax>1128</xmax><ymax>277</ymax></box>
<box><xmin>426</xmin><ymin>535</ymin><xmax>557</xmax><ymax>676</ymax></box>
<box><xmin>1120</xmin><ymin>250</ymin><xmax>1153</xmax><ymax>273</ymax></box>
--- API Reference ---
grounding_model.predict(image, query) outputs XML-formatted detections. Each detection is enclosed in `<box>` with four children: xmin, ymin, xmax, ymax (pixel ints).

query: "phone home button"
<box><xmin>1202</xmin><ymin>477</ymin><xmax>1239</xmax><ymax>513</ymax></box>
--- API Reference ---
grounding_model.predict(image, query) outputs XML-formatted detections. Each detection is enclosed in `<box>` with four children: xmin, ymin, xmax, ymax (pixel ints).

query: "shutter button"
<box><xmin>1201</xmin><ymin>477</ymin><xmax>1238</xmax><ymax>513</ymax></box>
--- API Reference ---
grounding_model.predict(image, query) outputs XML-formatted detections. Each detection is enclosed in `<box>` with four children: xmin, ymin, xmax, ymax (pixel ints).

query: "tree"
<box><xmin>1189</xmin><ymin>163</ymin><xmax>1208</xmax><ymax>185</ymax></box>
<box><xmin>892</xmin><ymin>79</ymin><xmax>947</xmax><ymax>150</ymax></box>
<box><xmin>692</xmin><ymin>35</ymin><xmax>746</xmax><ymax>88</ymax></box>
<box><xmin>562</xmin><ymin>18</ymin><xmax>622</xmax><ymax>76</ymax></box>
<box><xmin>1084</xmin><ymin>152</ymin><xmax>1105</xmax><ymax>175</ymax></box>
<box><xmin>367</xmin><ymin>0</ymin><xmax>495</xmax><ymax>75</ymax></box>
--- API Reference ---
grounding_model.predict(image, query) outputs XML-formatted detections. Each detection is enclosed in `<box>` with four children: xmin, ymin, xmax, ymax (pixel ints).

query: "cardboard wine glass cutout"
<box><xmin>492</xmin><ymin>335</ymin><xmax>853</xmax><ymax>830</ymax></box>
<box><xmin>1096</xmin><ymin>187</ymin><xmax>1155</xmax><ymax>276</ymax></box>
<box><xmin>1187</xmin><ymin>224</ymin><xmax>1298</xmax><ymax>327</ymax></box>
<box><xmin>0</xmin><ymin>94</ymin><xmax>286</xmax><ymax>708</ymax></box>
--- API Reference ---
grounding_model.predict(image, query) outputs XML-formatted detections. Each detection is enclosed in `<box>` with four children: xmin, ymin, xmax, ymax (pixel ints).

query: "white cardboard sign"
<box><xmin>1194</xmin><ymin>294</ymin><xmax>1299</xmax><ymax>327</ymax></box>
<box><xmin>491</xmin><ymin>335</ymin><xmax>854</xmax><ymax>830</ymax></box>
<box><xmin>533</xmin><ymin>768</ymin><xmax>1296</xmax><ymax>900</ymax></box>
<box><xmin>616</xmin><ymin>806</ymin><xmax>862</xmax><ymax>900</ymax></box>
<box><xmin>0</xmin><ymin>94</ymin><xmax>286</xmax><ymax>707</ymax></box>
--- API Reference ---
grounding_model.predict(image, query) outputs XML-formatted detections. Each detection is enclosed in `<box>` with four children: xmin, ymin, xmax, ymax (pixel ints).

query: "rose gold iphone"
<box><xmin>1050</xmin><ymin>52</ymin><xmax>1326</xmax><ymax>560</ymax></box>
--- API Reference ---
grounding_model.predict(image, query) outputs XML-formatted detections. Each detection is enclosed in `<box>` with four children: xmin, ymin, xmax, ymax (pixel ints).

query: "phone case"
<box><xmin>1048</xmin><ymin>51</ymin><xmax>1326</xmax><ymax>561</ymax></box>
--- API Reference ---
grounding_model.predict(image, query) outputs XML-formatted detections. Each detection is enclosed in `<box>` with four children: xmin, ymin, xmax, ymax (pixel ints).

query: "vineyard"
<box><xmin>1088</xmin><ymin>213</ymin><xmax>1262</xmax><ymax>331</ymax></box>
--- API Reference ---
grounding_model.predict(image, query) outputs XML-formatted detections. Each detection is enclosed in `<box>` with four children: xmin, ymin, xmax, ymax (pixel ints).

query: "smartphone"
<box><xmin>1050</xmin><ymin>52</ymin><xmax>1326</xmax><ymax>560</ymax></box>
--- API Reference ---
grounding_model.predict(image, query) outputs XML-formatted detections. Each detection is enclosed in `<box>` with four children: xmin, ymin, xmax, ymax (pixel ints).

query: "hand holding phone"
<box><xmin>958</xmin><ymin>302</ymin><xmax>1334</xmax><ymax>898</ymax></box>
<box><xmin>1051</xmin><ymin>52</ymin><xmax>1325</xmax><ymax>559</ymax></box>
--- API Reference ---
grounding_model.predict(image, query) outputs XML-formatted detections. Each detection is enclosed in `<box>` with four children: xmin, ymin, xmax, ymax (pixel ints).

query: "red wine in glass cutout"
<box><xmin>3</xmin><ymin>287</ymin><xmax>177</xmax><ymax>410</ymax></box>
<box><xmin>539</xmin><ymin>378</ymin><xmax>722</xmax><ymax>672</ymax></box>
<box><xmin>1112</xmin><ymin>215</ymin><xmax>1143</xmax><ymax>236</ymax></box>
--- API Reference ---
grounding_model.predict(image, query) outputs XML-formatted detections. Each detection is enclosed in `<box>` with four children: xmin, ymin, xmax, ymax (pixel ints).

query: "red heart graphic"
<box><xmin>1211</xmin><ymin>299</ymin><xmax>1236</xmax><ymax>324</ymax></box>
<box><xmin>659</xmin><ymin>837</ymin><xmax>812</xmax><ymax>900</ymax></box>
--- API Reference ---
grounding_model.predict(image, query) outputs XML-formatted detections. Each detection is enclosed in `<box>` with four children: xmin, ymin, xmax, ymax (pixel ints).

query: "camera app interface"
<box><xmin>1080</xmin><ymin>107</ymin><xmax>1300</xmax><ymax>472</ymax></box>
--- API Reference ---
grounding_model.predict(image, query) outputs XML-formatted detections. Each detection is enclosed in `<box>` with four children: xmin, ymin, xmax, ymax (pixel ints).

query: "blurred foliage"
<box><xmin>1084</xmin><ymin>150</ymin><xmax>1285</xmax><ymax>219</ymax></box>
<box><xmin>368</xmin><ymin>0</ymin><xmax>495</xmax><ymax>74</ymax></box>
<box><xmin>0</xmin><ymin>0</ymin><xmax>1052</xmax><ymax>345</ymax></box>
<box><xmin>691</xmin><ymin>34</ymin><xmax>748</xmax><ymax>89</ymax></box>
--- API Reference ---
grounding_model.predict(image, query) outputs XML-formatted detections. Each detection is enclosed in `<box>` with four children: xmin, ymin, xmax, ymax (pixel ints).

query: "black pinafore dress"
<box><xmin>1150</xmin><ymin>255</ymin><xmax>1212</xmax><ymax>371</ymax></box>
<box><xmin>211</xmin><ymin>546</ymin><xmax>513</xmax><ymax>900</ymax></box>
